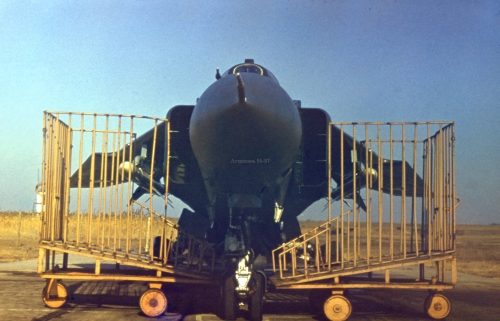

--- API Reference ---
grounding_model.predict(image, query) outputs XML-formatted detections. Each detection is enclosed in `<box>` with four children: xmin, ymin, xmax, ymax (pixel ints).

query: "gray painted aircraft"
<box><xmin>71</xmin><ymin>59</ymin><xmax>422</xmax><ymax>321</ymax></box>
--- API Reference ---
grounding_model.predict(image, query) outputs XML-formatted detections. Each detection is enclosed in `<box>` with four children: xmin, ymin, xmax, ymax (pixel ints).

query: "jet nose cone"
<box><xmin>189</xmin><ymin>73</ymin><xmax>302</xmax><ymax>194</ymax></box>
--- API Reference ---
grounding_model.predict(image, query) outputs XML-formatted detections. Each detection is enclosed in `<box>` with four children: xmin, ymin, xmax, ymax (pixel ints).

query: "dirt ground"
<box><xmin>0</xmin><ymin>239</ymin><xmax>39</xmax><ymax>263</ymax></box>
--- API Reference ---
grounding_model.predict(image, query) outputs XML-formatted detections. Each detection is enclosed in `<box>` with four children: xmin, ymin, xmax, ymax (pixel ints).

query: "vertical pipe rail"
<box><xmin>352</xmin><ymin>125</ymin><xmax>357</xmax><ymax>267</ymax></box>
<box><xmin>401</xmin><ymin>123</ymin><xmax>407</xmax><ymax>258</ymax></box>
<box><xmin>413</xmin><ymin>124</ymin><xmax>419</xmax><ymax>256</ymax></box>
<box><xmin>108</xmin><ymin>131</ymin><xmax>116</xmax><ymax>248</ymax></box>
<box><xmin>40</xmin><ymin>113</ymin><xmax>50</xmax><ymax>241</ymax></box>
<box><xmin>53</xmin><ymin>113</ymin><xmax>62</xmax><ymax>241</ymax></box>
<box><xmin>426</xmin><ymin>124</ymin><xmax>432</xmax><ymax>256</ymax></box>
<box><xmin>100</xmin><ymin>116</ymin><xmax>111</xmax><ymax>250</ymax></box>
<box><xmin>125</xmin><ymin>117</ymin><xmax>134</xmax><ymax>254</ymax></box>
<box><xmin>327</xmin><ymin>123</ymin><xmax>332</xmax><ymax>270</ymax></box>
<box><xmin>148</xmin><ymin>121</ymin><xmax>159</xmax><ymax>261</ymax></box>
<box><xmin>86</xmin><ymin>115</ymin><xmax>98</xmax><ymax>246</ymax></box>
<box><xmin>340</xmin><ymin>124</ymin><xmax>345</xmax><ymax>270</ymax></box>
<box><xmin>63</xmin><ymin>115</ymin><xmax>73</xmax><ymax>244</ymax></box>
<box><xmin>443</xmin><ymin>127</ymin><xmax>451</xmax><ymax>251</ymax></box>
<box><xmin>76</xmin><ymin>114</ymin><xmax>85</xmax><ymax>246</ymax></box>
<box><xmin>364</xmin><ymin>124</ymin><xmax>371</xmax><ymax>267</ymax></box>
<box><xmin>440</xmin><ymin>124</ymin><xmax>445</xmax><ymax>252</ymax></box>
<box><xmin>45</xmin><ymin>115</ymin><xmax>54</xmax><ymax>242</ymax></box>
<box><xmin>377</xmin><ymin>125</ymin><xmax>383</xmax><ymax>262</ymax></box>
<box><xmin>97</xmin><ymin>120</ymin><xmax>104</xmax><ymax>249</ymax></box>
<box><xmin>56</xmin><ymin>114</ymin><xmax>63</xmax><ymax>241</ymax></box>
<box><xmin>164</xmin><ymin>121</ymin><xmax>172</xmax><ymax>264</ymax></box>
<box><xmin>118</xmin><ymin>130</ymin><xmax>127</xmax><ymax>250</ymax></box>
<box><xmin>451</xmin><ymin>124</ymin><xmax>457</xmax><ymax>251</ymax></box>
<box><xmin>389</xmin><ymin>124</ymin><xmax>394</xmax><ymax>261</ymax></box>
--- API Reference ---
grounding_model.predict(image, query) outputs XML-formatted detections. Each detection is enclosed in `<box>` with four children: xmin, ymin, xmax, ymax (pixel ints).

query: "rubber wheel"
<box><xmin>323</xmin><ymin>295</ymin><xmax>352</xmax><ymax>321</ymax></box>
<box><xmin>249</xmin><ymin>273</ymin><xmax>264</xmax><ymax>321</ymax></box>
<box><xmin>42</xmin><ymin>282</ymin><xmax>68</xmax><ymax>308</ymax></box>
<box><xmin>424</xmin><ymin>293</ymin><xmax>451</xmax><ymax>320</ymax></box>
<box><xmin>139</xmin><ymin>288</ymin><xmax>168</xmax><ymax>317</ymax></box>
<box><xmin>223</xmin><ymin>275</ymin><xmax>238</xmax><ymax>321</ymax></box>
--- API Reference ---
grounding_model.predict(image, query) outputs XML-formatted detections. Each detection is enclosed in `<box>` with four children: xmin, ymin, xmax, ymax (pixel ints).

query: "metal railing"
<box><xmin>39</xmin><ymin>112</ymin><xmax>215</xmax><ymax>274</ymax></box>
<box><xmin>273</xmin><ymin>122</ymin><xmax>457</xmax><ymax>280</ymax></box>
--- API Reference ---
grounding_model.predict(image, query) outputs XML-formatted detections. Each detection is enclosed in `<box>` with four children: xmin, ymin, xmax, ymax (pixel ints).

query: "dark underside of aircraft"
<box><xmin>70</xmin><ymin>59</ymin><xmax>422</xmax><ymax>321</ymax></box>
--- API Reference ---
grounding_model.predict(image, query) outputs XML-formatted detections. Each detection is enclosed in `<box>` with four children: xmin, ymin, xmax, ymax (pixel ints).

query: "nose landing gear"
<box><xmin>221</xmin><ymin>209</ymin><xmax>266</xmax><ymax>321</ymax></box>
<box><xmin>222</xmin><ymin>270</ymin><xmax>265</xmax><ymax>321</ymax></box>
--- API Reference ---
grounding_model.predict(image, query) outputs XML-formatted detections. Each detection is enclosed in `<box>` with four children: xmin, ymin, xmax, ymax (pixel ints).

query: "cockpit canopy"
<box><xmin>222</xmin><ymin>59</ymin><xmax>278</xmax><ymax>83</ymax></box>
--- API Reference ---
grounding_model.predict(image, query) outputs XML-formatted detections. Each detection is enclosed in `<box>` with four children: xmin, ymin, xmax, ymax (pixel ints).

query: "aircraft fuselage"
<box><xmin>189</xmin><ymin>63</ymin><xmax>302</xmax><ymax>208</ymax></box>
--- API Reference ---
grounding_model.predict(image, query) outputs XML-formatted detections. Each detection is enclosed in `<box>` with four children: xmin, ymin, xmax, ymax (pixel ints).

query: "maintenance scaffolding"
<box><xmin>37</xmin><ymin>112</ymin><xmax>458</xmax><ymax>320</ymax></box>
<box><xmin>37</xmin><ymin>112</ymin><xmax>217</xmax><ymax>317</ymax></box>
<box><xmin>271</xmin><ymin>121</ymin><xmax>458</xmax><ymax>320</ymax></box>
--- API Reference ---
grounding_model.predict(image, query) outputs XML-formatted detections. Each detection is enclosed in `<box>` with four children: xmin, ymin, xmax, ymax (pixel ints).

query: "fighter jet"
<box><xmin>70</xmin><ymin>59</ymin><xmax>422</xmax><ymax>321</ymax></box>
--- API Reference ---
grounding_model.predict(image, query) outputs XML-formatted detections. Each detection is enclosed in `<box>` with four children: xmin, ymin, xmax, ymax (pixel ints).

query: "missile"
<box><xmin>119</xmin><ymin>156</ymin><xmax>165</xmax><ymax>197</ymax></box>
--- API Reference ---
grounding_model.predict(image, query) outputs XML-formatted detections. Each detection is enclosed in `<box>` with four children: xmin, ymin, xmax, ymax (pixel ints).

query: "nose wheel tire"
<box><xmin>42</xmin><ymin>281</ymin><xmax>68</xmax><ymax>309</ymax></box>
<box><xmin>223</xmin><ymin>275</ymin><xmax>238</xmax><ymax>321</ymax></box>
<box><xmin>424</xmin><ymin>293</ymin><xmax>451</xmax><ymax>320</ymax></box>
<box><xmin>139</xmin><ymin>288</ymin><xmax>168</xmax><ymax>317</ymax></box>
<box><xmin>249</xmin><ymin>273</ymin><xmax>264</xmax><ymax>321</ymax></box>
<box><xmin>323</xmin><ymin>295</ymin><xmax>352</xmax><ymax>321</ymax></box>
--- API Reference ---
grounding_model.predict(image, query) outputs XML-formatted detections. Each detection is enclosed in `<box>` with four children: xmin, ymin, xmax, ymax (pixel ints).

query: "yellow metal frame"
<box><xmin>38</xmin><ymin>112</ymin><xmax>216</xmax><ymax>283</ymax></box>
<box><xmin>272</xmin><ymin>122</ymin><xmax>458</xmax><ymax>290</ymax></box>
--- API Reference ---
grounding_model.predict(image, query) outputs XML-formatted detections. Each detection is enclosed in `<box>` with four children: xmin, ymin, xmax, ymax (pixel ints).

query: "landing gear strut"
<box><xmin>221</xmin><ymin>208</ymin><xmax>266</xmax><ymax>321</ymax></box>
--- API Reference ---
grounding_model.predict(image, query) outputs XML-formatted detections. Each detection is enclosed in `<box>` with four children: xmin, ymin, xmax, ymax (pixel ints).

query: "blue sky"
<box><xmin>0</xmin><ymin>0</ymin><xmax>499</xmax><ymax>224</ymax></box>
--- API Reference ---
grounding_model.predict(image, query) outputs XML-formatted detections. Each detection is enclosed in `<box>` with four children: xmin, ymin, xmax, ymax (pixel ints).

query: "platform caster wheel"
<box><xmin>323</xmin><ymin>295</ymin><xmax>352</xmax><ymax>321</ymax></box>
<box><xmin>139</xmin><ymin>288</ymin><xmax>168</xmax><ymax>317</ymax></box>
<box><xmin>42</xmin><ymin>281</ymin><xmax>68</xmax><ymax>308</ymax></box>
<box><xmin>223</xmin><ymin>275</ymin><xmax>238</xmax><ymax>321</ymax></box>
<box><xmin>249</xmin><ymin>273</ymin><xmax>264</xmax><ymax>321</ymax></box>
<box><xmin>424</xmin><ymin>293</ymin><xmax>451</xmax><ymax>320</ymax></box>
